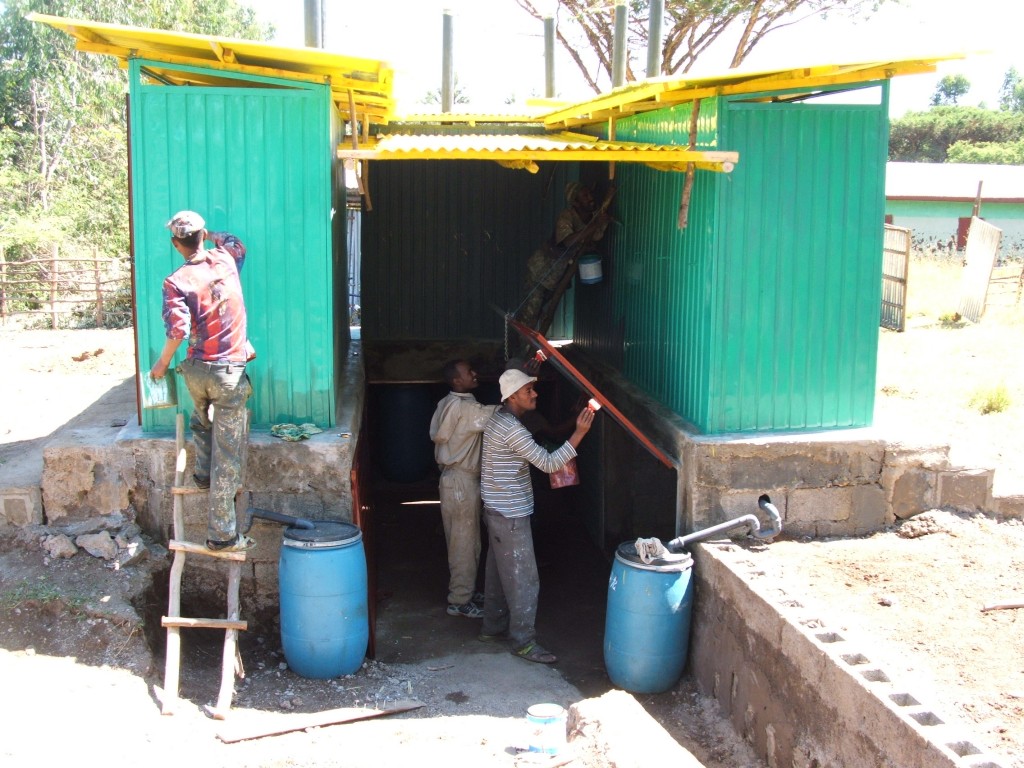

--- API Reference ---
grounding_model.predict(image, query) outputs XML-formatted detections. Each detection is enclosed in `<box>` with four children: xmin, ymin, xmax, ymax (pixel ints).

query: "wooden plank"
<box><xmin>170</xmin><ymin>486</ymin><xmax>207</xmax><ymax>496</ymax></box>
<box><xmin>216</xmin><ymin>699</ymin><xmax>426</xmax><ymax>743</ymax></box>
<box><xmin>161</xmin><ymin>617</ymin><xmax>248</xmax><ymax>631</ymax></box>
<box><xmin>169</xmin><ymin>539</ymin><xmax>248</xmax><ymax>561</ymax></box>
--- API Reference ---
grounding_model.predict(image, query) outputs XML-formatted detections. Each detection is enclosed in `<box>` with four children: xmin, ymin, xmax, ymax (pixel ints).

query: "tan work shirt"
<box><xmin>429</xmin><ymin>392</ymin><xmax>500</xmax><ymax>474</ymax></box>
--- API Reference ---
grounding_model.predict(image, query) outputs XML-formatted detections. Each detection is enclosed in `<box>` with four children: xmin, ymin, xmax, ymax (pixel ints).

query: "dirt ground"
<box><xmin>2</xmin><ymin>268</ymin><xmax>1024</xmax><ymax>767</ymax></box>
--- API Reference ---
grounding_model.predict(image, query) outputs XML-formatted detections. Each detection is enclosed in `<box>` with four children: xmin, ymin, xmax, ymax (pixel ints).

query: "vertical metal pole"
<box><xmin>303</xmin><ymin>0</ymin><xmax>323</xmax><ymax>48</ymax></box>
<box><xmin>442</xmin><ymin>10</ymin><xmax>454</xmax><ymax>113</ymax></box>
<box><xmin>544</xmin><ymin>16</ymin><xmax>555</xmax><ymax>98</ymax></box>
<box><xmin>94</xmin><ymin>247</ymin><xmax>104</xmax><ymax>327</ymax></box>
<box><xmin>612</xmin><ymin>1</ymin><xmax>627</xmax><ymax>88</ymax></box>
<box><xmin>646</xmin><ymin>0</ymin><xmax>664</xmax><ymax>78</ymax></box>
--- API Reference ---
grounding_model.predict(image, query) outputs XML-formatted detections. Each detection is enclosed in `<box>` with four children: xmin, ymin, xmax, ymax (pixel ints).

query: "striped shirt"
<box><xmin>481</xmin><ymin>408</ymin><xmax>576</xmax><ymax>519</ymax></box>
<box><xmin>161</xmin><ymin>232</ymin><xmax>248</xmax><ymax>363</ymax></box>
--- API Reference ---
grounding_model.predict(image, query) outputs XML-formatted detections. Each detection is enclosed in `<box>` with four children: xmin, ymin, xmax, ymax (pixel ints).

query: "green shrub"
<box><xmin>969</xmin><ymin>384</ymin><xmax>1011</xmax><ymax>414</ymax></box>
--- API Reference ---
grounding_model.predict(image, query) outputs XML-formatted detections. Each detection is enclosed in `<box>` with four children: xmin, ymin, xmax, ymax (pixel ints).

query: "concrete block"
<box><xmin>692</xmin><ymin>438</ymin><xmax>884</xmax><ymax>490</ymax></box>
<box><xmin>938</xmin><ymin>469</ymin><xmax>993</xmax><ymax>512</ymax></box>
<box><xmin>849</xmin><ymin>484</ymin><xmax>887</xmax><ymax>533</ymax></box>
<box><xmin>788</xmin><ymin>486</ymin><xmax>851</xmax><ymax>537</ymax></box>
<box><xmin>995</xmin><ymin>494</ymin><xmax>1024</xmax><ymax>520</ymax></box>
<box><xmin>41</xmin><ymin>445</ymin><xmax>134</xmax><ymax>522</ymax></box>
<box><xmin>889</xmin><ymin>467</ymin><xmax>938</xmax><ymax>520</ymax></box>
<box><xmin>1</xmin><ymin>488</ymin><xmax>42</xmax><ymax>527</ymax></box>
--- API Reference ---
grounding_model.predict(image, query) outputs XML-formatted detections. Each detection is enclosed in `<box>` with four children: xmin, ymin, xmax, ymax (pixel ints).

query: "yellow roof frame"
<box><xmin>26</xmin><ymin>12</ymin><xmax>395</xmax><ymax>123</ymax></box>
<box><xmin>29</xmin><ymin>15</ymin><xmax>965</xmax><ymax>174</ymax></box>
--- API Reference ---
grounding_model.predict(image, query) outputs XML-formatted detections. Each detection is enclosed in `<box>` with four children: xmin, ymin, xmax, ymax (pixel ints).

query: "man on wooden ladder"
<box><xmin>150</xmin><ymin>210</ymin><xmax>255</xmax><ymax>552</ymax></box>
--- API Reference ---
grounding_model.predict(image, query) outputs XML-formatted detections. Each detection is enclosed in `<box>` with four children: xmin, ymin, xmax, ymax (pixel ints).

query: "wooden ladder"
<box><xmin>161</xmin><ymin>413</ymin><xmax>248</xmax><ymax>719</ymax></box>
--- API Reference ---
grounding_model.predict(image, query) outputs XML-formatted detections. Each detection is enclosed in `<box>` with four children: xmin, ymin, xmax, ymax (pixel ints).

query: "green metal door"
<box><xmin>129</xmin><ymin>60</ymin><xmax>336</xmax><ymax>431</ymax></box>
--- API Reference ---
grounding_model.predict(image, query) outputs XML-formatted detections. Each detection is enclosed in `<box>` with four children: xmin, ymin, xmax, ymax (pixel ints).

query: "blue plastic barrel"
<box><xmin>603</xmin><ymin>542</ymin><xmax>694</xmax><ymax>693</ymax></box>
<box><xmin>279</xmin><ymin>521</ymin><xmax>368</xmax><ymax>679</ymax></box>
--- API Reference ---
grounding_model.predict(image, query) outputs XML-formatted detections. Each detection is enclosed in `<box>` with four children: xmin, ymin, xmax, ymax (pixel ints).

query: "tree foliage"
<box><xmin>513</xmin><ymin>0</ymin><xmax>891</xmax><ymax>94</ymax></box>
<box><xmin>998</xmin><ymin>67</ymin><xmax>1024</xmax><ymax>113</ymax></box>
<box><xmin>0</xmin><ymin>0</ymin><xmax>271</xmax><ymax>266</ymax></box>
<box><xmin>889</xmin><ymin>106</ymin><xmax>1024</xmax><ymax>163</ymax></box>
<box><xmin>930</xmin><ymin>74</ymin><xmax>970</xmax><ymax>107</ymax></box>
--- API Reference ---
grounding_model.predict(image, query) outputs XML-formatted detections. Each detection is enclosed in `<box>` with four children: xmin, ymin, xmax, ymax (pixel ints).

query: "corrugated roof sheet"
<box><xmin>886</xmin><ymin>162</ymin><xmax>1024</xmax><ymax>202</ymax></box>
<box><xmin>26</xmin><ymin>12</ymin><xmax>394</xmax><ymax>121</ymax></box>
<box><xmin>337</xmin><ymin>131</ymin><xmax>738</xmax><ymax>172</ymax></box>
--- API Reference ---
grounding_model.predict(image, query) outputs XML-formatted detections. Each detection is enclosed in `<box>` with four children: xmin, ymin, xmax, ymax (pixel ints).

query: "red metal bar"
<box><xmin>508</xmin><ymin>318</ymin><xmax>677</xmax><ymax>470</ymax></box>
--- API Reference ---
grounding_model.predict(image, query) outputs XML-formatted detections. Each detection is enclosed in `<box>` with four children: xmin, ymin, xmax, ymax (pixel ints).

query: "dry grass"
<box><xmin>874</xmin><ymin>255</ymin><xmax>1024</xmax><ymax>495</ymax></box>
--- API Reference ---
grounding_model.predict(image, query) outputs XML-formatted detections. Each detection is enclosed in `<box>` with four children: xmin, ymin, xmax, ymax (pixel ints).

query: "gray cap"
<box><xmin>165</xmin><ymin>210</ymin><xmax>205</xmax><ymax>238</ymax></box>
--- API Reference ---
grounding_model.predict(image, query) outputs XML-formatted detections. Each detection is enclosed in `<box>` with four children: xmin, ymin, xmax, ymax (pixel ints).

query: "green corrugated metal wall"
<box><xmin>575</xmin><ymin>89</ymin><xmax>889</xmax><ymax>434</ymax></box>
<box><xmin>129</xmin><ymin>60</ymin><xmax>337</xmax><ymax>432</ymax></box>
<box><xmin>360</xmin><ymin>160</ymin><xmax>573</xmax><ymax>342</ymax></box>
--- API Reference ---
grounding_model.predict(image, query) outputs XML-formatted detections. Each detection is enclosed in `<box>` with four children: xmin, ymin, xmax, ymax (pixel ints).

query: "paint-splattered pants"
<box><xmin>181</xmin><ymin>359</ymin><xmax>251</xmax><ymax>543</ymax></box>
<box><xmin>481</xmin><ymin>508</ymin><xmax>539</xmax><ymax>649</ymax></box>
<box><xmin>439</xmin><ymin>467</ymin><xmax>482</xmax><ymax>605</ymax></box>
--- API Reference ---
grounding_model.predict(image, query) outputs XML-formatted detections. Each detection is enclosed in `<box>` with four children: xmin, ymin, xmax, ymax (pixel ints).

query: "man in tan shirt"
<box><xmin>429</xmin><ymin>359</ymin><xmax>500</xmax><ymax>618</ymax></box>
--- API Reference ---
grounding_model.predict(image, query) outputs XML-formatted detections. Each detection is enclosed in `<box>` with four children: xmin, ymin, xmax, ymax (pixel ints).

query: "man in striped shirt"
<box><xmin>479</xmin><ymin>368</ymin><xmax>594</xmax><ymax>664</ymax></box>
<box><xmin>150</xmin><ymin>210</ymin><xmax>254</xmax><ymax>553</ymax></box>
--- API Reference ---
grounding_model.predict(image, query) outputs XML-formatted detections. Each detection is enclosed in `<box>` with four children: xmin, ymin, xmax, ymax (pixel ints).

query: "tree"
<box><xmin>0</xmin><ymin>0</ymin><xmax>270</xmax><ymax>263</ymax></box>
<box><xmin>930</xmin><ymin>74</ymin><xmax>970</xmax><ymax>107</ymax></box>
<box><xmin>946</xmin><ymin>139</ymin><xmax>1024</xmax><ymax>165</ymax></box>
<box><xmin>513</xmin><ymin>0</ymin><xmax>892</xmax><ymax>94</ymax></box>
<box><xmin>419</xmin><ymin>76</ymin><xmax>472</xmax><ymax>107</ymax></box>
<box><xmin>888</xmin><ymin>106</ymin><xmax>1024</xmax><ymax>163</ymax></box>
<box><xmin>998</xmin><ymin>67</ymin><xmax>1024</xmax><ymax>113</ymax></box>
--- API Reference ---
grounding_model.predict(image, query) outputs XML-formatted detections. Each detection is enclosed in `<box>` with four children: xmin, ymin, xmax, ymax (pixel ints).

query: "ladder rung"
<box><xmin>171</xmin><ymin>486</ymin><xmax>208</xmax><ymax>496</ymax></box>
<box><xmin>162</xmin><ymin>616</ymin><xmax>248</xmax><ymax>631</ymax></box>
<box><xmin>169</xmin><ymin>539</ymin><xmax>248</xmax><ymax>561</ymax></box>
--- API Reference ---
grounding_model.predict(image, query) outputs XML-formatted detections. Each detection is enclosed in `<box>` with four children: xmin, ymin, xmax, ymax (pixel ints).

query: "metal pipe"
<box><xmin>442</xmin><ymin>10</ymin><xmax>454</xmax><ymax>113</ymax></box>
<box><xmin>612</xmin><ymin>1</ymin><xmax>626</xmax><ymax>88</ymax></box>
<box><xmin>303</xmin><ymin>0</ymin><xmax>323</xmax><ymax>49</ymax></box>
<box><xmin>646</xmin><ymin>0</ymin><xmax>664</xmax><ymax>78</ymax></box>
<box><xmin>544</xmin><ymin>16</ymin><xmax>555</xmax><ymax>98</ymax></box>
<box><xmin>667</xmin><ymin>494</ymin><xmax>783</xmax><ymax>550</ymax></box>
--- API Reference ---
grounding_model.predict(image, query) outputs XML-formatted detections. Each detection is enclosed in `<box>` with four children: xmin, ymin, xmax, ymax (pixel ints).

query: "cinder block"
<box><xmin>890</xmin><ymin>468</ymin><xmax>937</xmax><ymax>520</ymax></box>
<box><xmin>1</xmin><ymin>489</ymin><xmax>42</xmax><ymax>527</ymax></box>
<box><xmin>789</xmin><ymin>486</ymin><xmax>852</xmax><ymax>525</ymax></box>
<box><xmin>849</xmin><ymin>485</ymin><xmax>886</xmax><ymax>533</ymax></box>
<box><xmin>938</xmin><ymin>469</ymin><xmax>993</xmax><ymax>512</ymax></box>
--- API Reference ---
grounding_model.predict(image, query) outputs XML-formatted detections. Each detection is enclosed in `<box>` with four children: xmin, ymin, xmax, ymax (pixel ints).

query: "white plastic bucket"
<box><xmin>578</xmin><ymin>255</ymin><xmax>602</xmax><ymax>284</ymax></box>
<box><xmin>527</xmin><ymin>703</ymin><xmax>567</xmax><ymax>754</ymax></box>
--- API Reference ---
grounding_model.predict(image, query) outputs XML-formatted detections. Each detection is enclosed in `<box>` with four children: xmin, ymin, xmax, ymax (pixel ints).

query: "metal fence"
<box><xmin>881</xmin><ymin>225</ymin><xmax>911</xmax><ymax>332</ymax></box>
<box><xmin>0</xmin><ymin>244</ymin><xmax>132</xmax><ymax>329</ymax></box>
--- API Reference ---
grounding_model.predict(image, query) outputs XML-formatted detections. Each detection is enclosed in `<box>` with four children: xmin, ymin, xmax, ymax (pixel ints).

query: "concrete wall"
<box><xmin>31</xmin><ymin>345</ymin><xmax>366</xmax><ymax>624</ymax></box>
<box><xmin>689</xmin><ymin>542</ymin><xmax>1008</xmax><ymax>768</ymax></box>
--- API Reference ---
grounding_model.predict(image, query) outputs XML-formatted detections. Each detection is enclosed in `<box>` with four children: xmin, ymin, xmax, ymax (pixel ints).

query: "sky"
<box><xmin>239</xmin><ymin>0</ymin><xmax>1022</xmax><ymax>117</ymax></box>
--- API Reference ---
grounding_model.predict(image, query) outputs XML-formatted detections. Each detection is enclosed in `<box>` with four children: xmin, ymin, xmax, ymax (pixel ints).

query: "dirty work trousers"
<box><xmin>181</xmin><ymin>359</ymin><xmax>252</xmax><ymax>543</ymax></box>
<box><xmin>438</xmin><ymin>466</ymin><xmax>483</xmax><ymax>606</ymax></box>
<box><xmin>481</xmin><ymin>508</ymin><xmax>539</xmax><ymax>650</ymax></box>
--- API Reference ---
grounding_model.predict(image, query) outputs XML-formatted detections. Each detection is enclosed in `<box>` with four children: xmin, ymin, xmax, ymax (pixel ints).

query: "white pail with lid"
<box><xmin>527</xmin><ymin>703</ymin><xmax>567</xmax><ymax>754</ymax></box>
<box><xmin>578</xmin><ymin>255</ymin><xmax>602</xmax><ymax>284</ymax></box>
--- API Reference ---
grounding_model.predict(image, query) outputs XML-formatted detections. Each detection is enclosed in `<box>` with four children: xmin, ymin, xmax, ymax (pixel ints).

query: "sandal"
<box><xmin>513</xmin><ymin>641</ymin><xmax>557</xmax><ymax>664</ymax></box>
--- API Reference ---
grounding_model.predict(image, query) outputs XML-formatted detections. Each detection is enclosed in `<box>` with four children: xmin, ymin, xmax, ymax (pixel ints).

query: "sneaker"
<box><xmin>192</xmin><ymin>473</ymin><xmax>210</xmax><ymax>490</ymax></box>
<box><xmin>446</xmin><ymin>601</ymin><xmax>483</xmax><ymax>619</ymax></box>
<box><xmin>470</xmin><ymin>591</ymin><xmax>485</xmax><ymax>607</ymax></box>
<box><xmin>207</xmin><ymin>534</ymin><xmax>256</xmax><ymax>552</ymax></box>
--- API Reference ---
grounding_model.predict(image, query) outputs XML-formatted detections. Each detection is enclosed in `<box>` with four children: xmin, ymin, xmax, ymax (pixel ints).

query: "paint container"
<box><xmin>527</xmin><ymin>703</ymin><xmax>567</xmax><ymax>755</ymax></box>
<box><xmin>141</xmin><ymin>373</ymin><xmax>177</xmax><ymax>409</ymax></box>
<box><xmin>587</xmin><ymin>398</ymin><xmax>601</xmax><ymax>412</ymax></box>
<box><xmin>578</xmin><ymin>255</ymin><xmax>603</xmax><ymax>284</ymax></box>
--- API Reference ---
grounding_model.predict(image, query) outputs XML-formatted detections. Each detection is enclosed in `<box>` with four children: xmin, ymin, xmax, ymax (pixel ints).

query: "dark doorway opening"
<box><xmin>364</xmin><ymin>379</ymin><xmax>615</xmax><ymax>697</ymax></box>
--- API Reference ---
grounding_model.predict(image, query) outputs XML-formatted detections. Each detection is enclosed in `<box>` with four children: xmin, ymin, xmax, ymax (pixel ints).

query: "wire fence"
<box><xmin>0</xmin><ymin>244</ymin><xmax>133</xmax><ymax>329</ymax></box>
